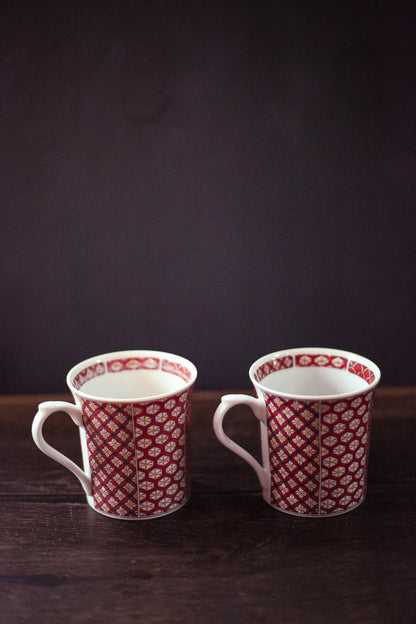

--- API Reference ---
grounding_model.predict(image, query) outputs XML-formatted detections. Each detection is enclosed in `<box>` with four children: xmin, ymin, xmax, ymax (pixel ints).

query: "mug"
<box><xmin>32</xmin><ymin>350</ymin><xmax>197</xmax><ymax>520</ymax></box>
<box><xmin>213</xmin><ymin>348</ymin><xmax>380</xmax><ymax>517</ymax></box>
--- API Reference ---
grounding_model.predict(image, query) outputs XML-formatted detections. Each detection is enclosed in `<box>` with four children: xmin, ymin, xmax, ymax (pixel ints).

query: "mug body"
<box><xmin>67</xmin><ymin>350</ymin><xmax>197</xmax><ymax>519</ymax></box>
<box><xmin>250</xmin><ymin>348</ymin><xmax>381</xmax><ymax>517</ymax></box>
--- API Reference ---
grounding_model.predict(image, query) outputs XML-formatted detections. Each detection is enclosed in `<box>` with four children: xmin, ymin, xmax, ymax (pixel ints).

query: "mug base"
<box><xmin>265</xmin><ymin>496</ymin><xmax>366</xmax><ymax>518</ymax></box>
<box><xmin>86</xmin><ymin>495</ymin><xmax>191</xmax><ymax>520</ymax></box>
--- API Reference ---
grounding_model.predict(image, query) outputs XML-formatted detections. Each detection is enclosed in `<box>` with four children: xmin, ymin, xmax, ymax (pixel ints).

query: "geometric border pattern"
<box><xmin>264</xmin><ymin>389</ymin><xmax>374</xmax><ymax>516</ymax></box>
<box><xmin>347</xmin><ymin>360</ymin><xmax>376</xmax><ymax>385</ymax></box>
<box><xmin>254</xmin><ymin>356</ymin><xmax>293</xmax><ymax>383</ymax></box>
<box><xmin>73</xmin><ymin>362</ymin><xmax>106</xmax><ymax>391</ymax></box>
<box><xmin>73</xmin><ymin>357</ymin><xmax>193</xmax><ymax>391</ymax></box>
<box><xmin>295</xmin><ymin>353</ymin><xmax>348</xmax><ymax>370</ymax></box>
<box><xmin>254</xmin><ymin>352</ymin><xmax>376</xmax><ymax>388</ymax></box>
<box><xmin>107</xmin><ymin>357</ymin><xmax>160</xmax><ymax>373</ymax></box>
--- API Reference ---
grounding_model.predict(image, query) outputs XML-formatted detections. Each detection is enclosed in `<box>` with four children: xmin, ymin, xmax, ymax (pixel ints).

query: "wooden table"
<box><xmin>0</xmin><ymin>389</ymin><xmax>415</xmax><ymax>623</ymax></box>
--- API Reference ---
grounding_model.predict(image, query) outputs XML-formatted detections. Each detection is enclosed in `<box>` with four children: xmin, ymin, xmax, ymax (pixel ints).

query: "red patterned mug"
<box><xmin>213</xmin><ymin>348</ymin><xmax>380</xmax><ymax>517</ymax></box>
<box><xmin>32</xmin><ymin>350</ymin><xmax>197</xmax><ymax>519</ymax></box>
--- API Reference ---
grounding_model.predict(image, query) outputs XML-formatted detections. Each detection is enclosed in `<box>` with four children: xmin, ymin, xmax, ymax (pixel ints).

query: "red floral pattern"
<box><xmin>78</xmin><ymin>388</ymin><xmax>192</xmax><ymax>519</ymax></box>
<box><xmin>263</xmin><ymin>390</ymin><xmax>373</xmax><ymax>516</ymax></box>
<box><xmin>133</xmin><ymin>390</ymin><xmax>191</xmax><ymax>517</ymax></box>
<box><xmin>266</xmin><ymin>395</ymin><xmax>320</xmax><ymax>514</ymax></box>
<box><xmin>81</xmin><ymin>399</ymin><xmax>138</xmax><ymax>517</ymax></box>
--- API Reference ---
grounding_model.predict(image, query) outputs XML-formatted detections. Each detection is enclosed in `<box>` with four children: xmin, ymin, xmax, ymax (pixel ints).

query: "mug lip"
<box><xmin>66</xmin><ymin>349</ymin><xmax>198</xmax><ymax>403</ymax></box>
<box><xmin>249</xmin><ymin>347</ymin><xmax>381</xmax><ymax>401</ymax></box>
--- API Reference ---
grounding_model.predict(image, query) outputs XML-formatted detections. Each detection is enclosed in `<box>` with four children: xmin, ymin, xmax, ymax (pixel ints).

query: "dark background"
<box><xmin>1</xmin><ymin>1</ymin><xmax>415</xmax><ymax>393</ymax></box>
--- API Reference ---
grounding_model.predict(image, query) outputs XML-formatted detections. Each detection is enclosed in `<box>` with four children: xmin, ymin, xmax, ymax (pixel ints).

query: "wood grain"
<box><xmin>0</xmin><ymin>389</ymin><xmax>415</xmax><ymax>623</ymax></box>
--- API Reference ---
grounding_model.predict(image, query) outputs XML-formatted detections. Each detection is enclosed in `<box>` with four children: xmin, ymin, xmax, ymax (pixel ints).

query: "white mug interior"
<box><xmin>250</xmin><ymin>348</ymin><xmax>380</xmax><ymax>400</ymax></box>
<box><xmin>67</xmin><ymin>350</ymin><xmax>197</xmax><ymax>402</ymax></box>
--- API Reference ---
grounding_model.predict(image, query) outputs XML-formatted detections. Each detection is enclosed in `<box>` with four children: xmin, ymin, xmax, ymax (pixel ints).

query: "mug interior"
<box><xmin>251</xmin><ymin>349</ymin><xmax>380</xmax><ymax>400</ymax></box>
<box><xmin>68</xmin><ymin>351</ymin><xmax>196</xmax><ymax>401</ymax></box>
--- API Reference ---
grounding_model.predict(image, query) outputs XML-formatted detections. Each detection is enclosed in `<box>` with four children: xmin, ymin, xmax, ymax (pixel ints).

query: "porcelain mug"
<box><xmin>213</xmin><ymin>348</ymin><xmax>380</xmax><ymax>517</ymax></box>
<box><xmin>32</xmin><ymin>350</ymin><xmax>197</xmax><ymax>520</ymax></box>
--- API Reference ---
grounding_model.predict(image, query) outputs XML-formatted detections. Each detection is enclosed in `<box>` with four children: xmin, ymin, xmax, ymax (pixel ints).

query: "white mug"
<box><xmin>213</xmin><ymin>348</ymin><xmax>380</xmax><ymax>517</ymax></box>
<box><xmin>32</xmin><ymin>350</ymin><xmax>197</xmax><ymax>519</ymax></box>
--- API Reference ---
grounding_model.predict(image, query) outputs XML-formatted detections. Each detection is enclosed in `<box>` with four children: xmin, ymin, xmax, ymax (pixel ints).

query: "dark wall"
<box><xmin>1</xmin><ymin>1</ymin><xmax>415</xmax><ymax>393</ymax></box>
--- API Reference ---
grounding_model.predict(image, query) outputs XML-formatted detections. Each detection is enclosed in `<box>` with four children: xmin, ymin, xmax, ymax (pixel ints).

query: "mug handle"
<box><xmin>32</xmin><ymin>401</ymin><xmax>92</xmax><ymax>497</ymax></box>
<box><xmin>213</xmin><ymin>394</ymin><xmax>270</xmax><ymax>497</ymax></box>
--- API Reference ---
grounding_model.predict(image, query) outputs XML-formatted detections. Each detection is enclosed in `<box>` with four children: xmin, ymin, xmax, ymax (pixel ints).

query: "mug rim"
<box><xmin>66</xmin><ymin>349</ymin><xmax>198</xmax><ymax>403</ymax></box>
<box><xmin>249</xmin><ymin>347</ymin><xmax>381</xmax><ymax>401</ymax></box>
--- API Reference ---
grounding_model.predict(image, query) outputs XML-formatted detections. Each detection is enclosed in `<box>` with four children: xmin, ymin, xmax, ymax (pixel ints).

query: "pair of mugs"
<box><xmin>32</xmin><ymin>348</ymin><xmax>381</xmax><ymax>520</ymax></box>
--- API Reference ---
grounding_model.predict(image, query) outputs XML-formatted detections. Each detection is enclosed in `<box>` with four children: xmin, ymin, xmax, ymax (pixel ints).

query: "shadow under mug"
<box><xmin>213</xmin><ymin>348</ymin><xmax>381</xmax><ymax>517</ymax></box>
<box><xmin>32</xmin><ymin>350</ymin><xmax>197</xmax><ymax>520</ymax></box>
